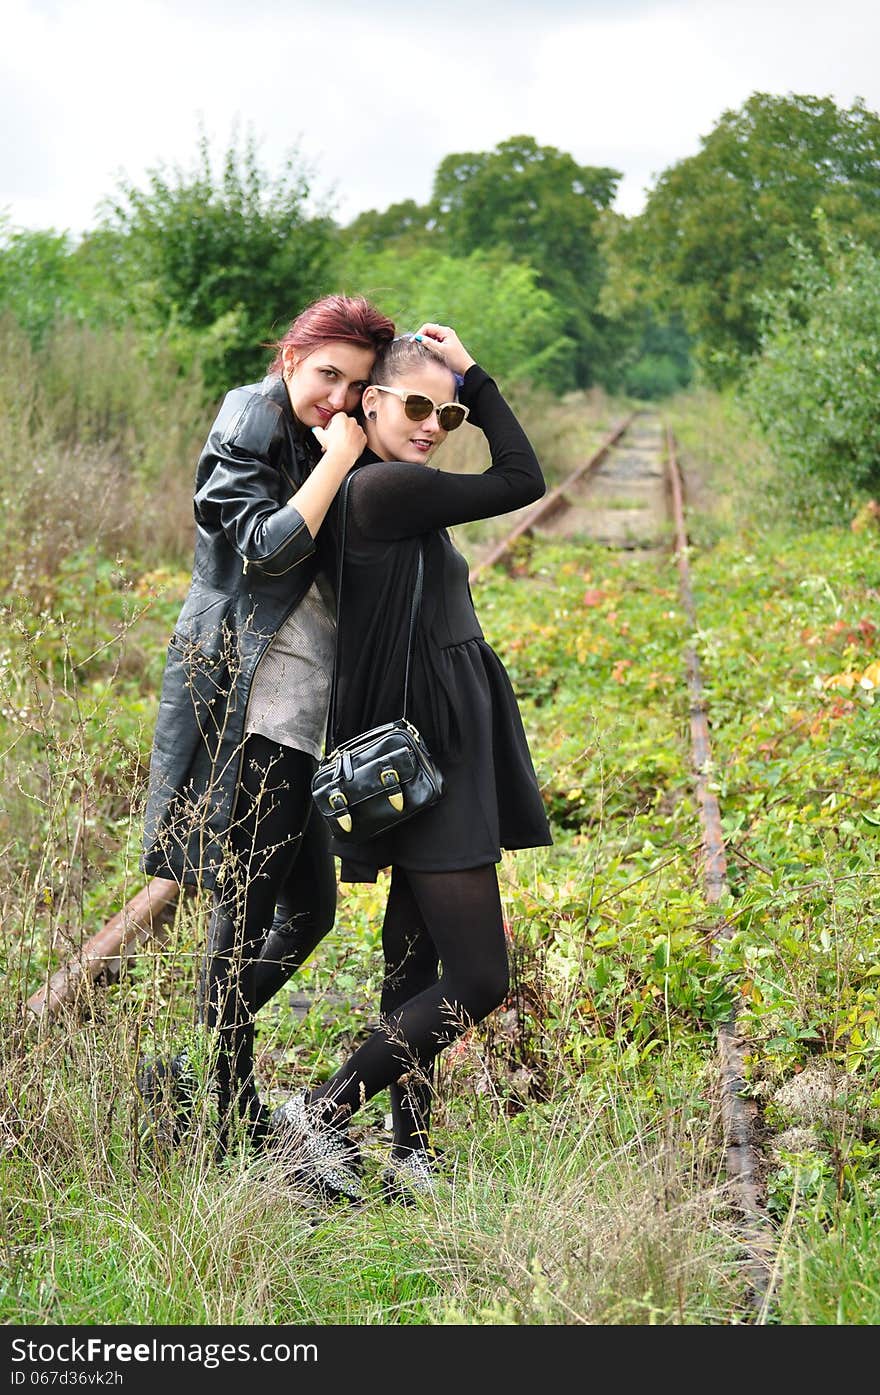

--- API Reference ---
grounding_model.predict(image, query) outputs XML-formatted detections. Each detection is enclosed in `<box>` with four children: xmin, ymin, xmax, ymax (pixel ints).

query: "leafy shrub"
<box><xmin>625</xmin><ymin>94</ymin><xmax>880</xmax><ymax>382</ymax></box>
<box><xmin>336</xmin><ymin>244</ymin><xmax>575</xmax><ymax>391</ymax></box>
<box><xmin>96</xmin><ymin>132</ymin><xmax>338</xmax><ymax>398</ymax></box>
<box><xmin>0</xmin><ymin>223</ymin><xmax>78</xmax><ymax>346</ymax></box>
<box><xmin>624</xmin><ymin>353</ymin><xmax>686</xmax><ymax>401</ymax></box>
<box><xmin>741</xmin><ymin>226</ymin><xmax>880</xmax><ymax>510</ymax></box>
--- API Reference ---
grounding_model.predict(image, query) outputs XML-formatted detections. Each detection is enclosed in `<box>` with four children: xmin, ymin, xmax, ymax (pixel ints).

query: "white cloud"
<box><xmin>2</xmin><ymin>0</ymin><xmax>879</xmax><ymax>235</ymax></box>
<box><xmin>525</xmin><ymin>0</ymin><xmax>880</xmax><ymax>213</ymax></box>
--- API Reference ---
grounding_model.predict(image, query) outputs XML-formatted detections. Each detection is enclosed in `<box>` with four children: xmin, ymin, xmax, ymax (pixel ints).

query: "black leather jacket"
<box><xmin>142</xmin><ymin>374</ymin><xmax>329</xmax><ymax>888</ymax></box>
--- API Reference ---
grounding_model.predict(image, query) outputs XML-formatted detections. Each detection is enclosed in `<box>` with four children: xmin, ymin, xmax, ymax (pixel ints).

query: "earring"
<box><xmin>367</xmin><ymin>410</ymin><xmax>377</xmax><ymax>420</ymax></box>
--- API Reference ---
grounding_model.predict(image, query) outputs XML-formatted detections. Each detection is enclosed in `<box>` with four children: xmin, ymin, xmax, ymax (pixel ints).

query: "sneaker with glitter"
<box><xmin>270</xmin><ymin>1090</ymin><xmax>364</xmax><ymax>1202</ymax></box>
<box><xmin>381</xmin><ymin>1149</ymin><xmax>440</xmax><ymax>1205</ymax></box>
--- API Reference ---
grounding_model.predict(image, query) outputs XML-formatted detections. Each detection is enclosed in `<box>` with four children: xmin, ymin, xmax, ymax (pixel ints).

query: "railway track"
<box><xmin>26</xmin><ymin>409</ymin><xmax>778</xmax><ymax>1314</ymax></box>
<box><xmin>467</xmin><ymin>409</ymin><xmax>777</xmax><ymax>1312</ymax></box>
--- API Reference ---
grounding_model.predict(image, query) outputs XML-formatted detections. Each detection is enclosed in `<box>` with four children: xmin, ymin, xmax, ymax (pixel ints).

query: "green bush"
<box><xmin>96</xmin><ymin>132</ymin><xmax>338</xmax><ymax>398</ymax></box>
<box><xmin>623</xmin><ymin>353</ymin><xmax>686</xmax><ymax>400</ymax></box>
<box><xmin>741</xmin><ymin>226</ymin><xmax>880</xmax><ymax>510</ymax></box>
<box><xmin>0</xmin><ymin>223</ymin><xmax>78</xmax><ymax>346</ymax></box>
<box><xmin>336</xmin><ymin>244</ymin><xmax>575</xmax><ymax>391</ymax></box>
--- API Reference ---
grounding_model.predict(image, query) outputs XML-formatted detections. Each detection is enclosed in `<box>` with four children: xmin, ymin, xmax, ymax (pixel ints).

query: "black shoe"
<box><xmin>135</xmin><ymin>1049</ymin><xmax>197</xmax><ymax>1151</ymax></box>
<box><xmin>381</xmin><ymin>1149</ymin><xmax>441</xmax><ymax>1205</ymax></box>
<box><xmin>245</xmin><ymin>1098</ymin><xmax>273</xmax><ymax>1151</ymax></box>
<box><xmin>215</xmin><ymin>1094</ymin><xmax>272</xmax><ymax>1163</ymax></box>
<box><xmin>270</xmin><ymin>1091</ymin><xmax>364</xmax><ymax>1202</ymax></box>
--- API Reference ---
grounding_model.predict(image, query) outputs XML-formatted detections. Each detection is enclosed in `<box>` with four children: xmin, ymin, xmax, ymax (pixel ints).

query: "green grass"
<box><xmin>1</xmin><ymin>1038</ymin><xmax>743</xmax><ymax>1325</ymax></box>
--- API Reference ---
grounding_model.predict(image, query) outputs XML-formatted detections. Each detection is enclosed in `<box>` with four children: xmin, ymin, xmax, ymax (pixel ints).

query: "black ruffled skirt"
<box><xmin>335</xmin><ymin>638</ymin><xmax>552</xmax><ymax>882</ymax></box>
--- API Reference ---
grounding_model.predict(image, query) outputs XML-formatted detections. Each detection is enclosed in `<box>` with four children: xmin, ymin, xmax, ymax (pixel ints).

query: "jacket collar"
<box><xmin>262</xmin><ymin>372</ymin><xmax>294</xmax><ymax>420</ymax></box>
<box><xmin>261</xmin><ymin>373</ymin><xmax>320</xmax><ymax>466</ymax></box>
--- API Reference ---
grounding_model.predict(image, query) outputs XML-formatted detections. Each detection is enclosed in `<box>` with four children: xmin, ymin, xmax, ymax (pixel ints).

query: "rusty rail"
<box><xmin>665</xmin><ymin>425</ymin><xmax>778</xmax><ymax>1314</ymax></box>
<box><xmin>468</xmin><ymin>412</ymin><xmax>637</xmax><ymax>583</ymax></box>
<box><xmin>26</xmin><ymin>877</ymin><xmax>183</xmax><ymax>1022</ymax></box>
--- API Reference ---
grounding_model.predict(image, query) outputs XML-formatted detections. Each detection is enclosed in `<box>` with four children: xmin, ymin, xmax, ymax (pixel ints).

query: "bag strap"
<box><xmin>326</xmin><ymin>467</ymin><xmax>424</xmax><ymax>752</ymax></box>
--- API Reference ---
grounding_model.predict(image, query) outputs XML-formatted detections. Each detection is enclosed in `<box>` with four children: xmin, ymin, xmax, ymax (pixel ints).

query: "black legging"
<box><xmin>309</xmin><ymin>864</ymin><xmax>509</xmax><ymax>1152</ymax></box>
<box><xmin>379</xmin><ymin>870</ymin><xmax>440</xmax><ymax>1157</ymax></box>
<box><xmin>199</xmin><ymin>734</ymin><xmax>335</xmax><ymax>1145</ymax></box>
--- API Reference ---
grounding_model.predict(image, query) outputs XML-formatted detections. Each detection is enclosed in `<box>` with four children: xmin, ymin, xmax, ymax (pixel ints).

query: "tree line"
<box><xmin>2</xmin><ymin>91</ymin><xmax>879</xmax><ymax>498</ymax></box>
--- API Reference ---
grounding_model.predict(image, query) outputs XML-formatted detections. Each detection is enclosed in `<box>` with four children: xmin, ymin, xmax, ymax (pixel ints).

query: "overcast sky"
<box><xmin>3</xmin><ymin>0</ymin><xmax>878</xmax><ymax>239</ymax></box>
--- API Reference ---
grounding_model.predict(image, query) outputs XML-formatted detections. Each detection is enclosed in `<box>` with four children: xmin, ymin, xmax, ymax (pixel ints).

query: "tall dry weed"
<box><xmin>0</xmin><ymin>315</ymin><xmax>204</xmax><ymax>587</ymax></box>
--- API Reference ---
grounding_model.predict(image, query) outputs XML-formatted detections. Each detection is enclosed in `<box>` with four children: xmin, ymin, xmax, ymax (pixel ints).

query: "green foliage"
<box><xmin>740</xmin><ymin>227</ymin><xmax>880</xmax><ymax>506</ymax></box>
<box><xmin>7</xmin><ymin>107</ymin><xmax>880</xmax><ymax>408</ymax></box>
<box><xmin>624</xmin><ymin>353</ymin><xmax>688</xmax><ymax>401</ymax></box>
<box><xmin>774</xmin><ymin>1204</ymin><xmax>880</xmax><ymax>1323</ymax></box>
<box><xmin>341</xmin><ymin>199</ymin><xmax>439</xmax><ymax>258</ymax></box>
<box><xmin>0</xmin><ymin>315</ymin><xmax>204</xmax><ymax>592</ymax></box>
<box><xmin>674</xmin><ymin>522</ymin><xmax>880</xmax><ymax>1100</ymax></box>
<box><xmin>433</xmin><ymin>136</ymin><xmax>620</xmax><ymax>389</ymax></box>
<box><xmin>0</xmin><ymin>547</ymin><xmax>188</xmax><ymax>995</ymax></box>
<box><xmin>564</xmin><ymin>211</ymin><xmax>694</xmax><ymax>399</ymax></box>
<box><xmin>663</xmin><ymin>383</ymin><xmax>785</xmax><ymax>544</ymax></box>
<box><xmin>95</xmin><ymin>130</ymin><xmax>338</xmax><ymax>396</ymax></box>
<box><xmin>338</xmin><ymin>244</ymin><xmax>575</xmax><ymax>390</ymax></box>
<box><xmin>463</xmin><ymin>541</ymin><xmax>734</xmax><ymax>1088</ymax></box>
<box><xmin>433</xmin><ymin>134</ymin><xmax>617</xmax><ymax>254</ymax></box>
<box><xmin>344</xmin><ymin>136</ymin><xmax>620</xmax><ymax>389</ymax></box>
<box><xmin>464</xmin><ymin>512</ymin><xmax>880</xmax><ymax>1235</ymax></box>
<box><xmin>625</xmin><ymin>94</ymin><xmax>880</xmax><ymax>382</ymax></box>
<box><xmin>0</xmin><ymin>222</ymin><xmax>78</xmax><ymax>346</ymax></box>
<box><xmin>0</xmin><ymin>221</ymin><xmax>143</xmax><ymax>348</ymax></box>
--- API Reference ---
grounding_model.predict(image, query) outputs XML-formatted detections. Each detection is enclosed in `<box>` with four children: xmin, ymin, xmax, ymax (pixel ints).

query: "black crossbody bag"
<box><xmin>310</xmin><ymin>470</ymin><xmax>446</xmax><ymax>842</ymax></box>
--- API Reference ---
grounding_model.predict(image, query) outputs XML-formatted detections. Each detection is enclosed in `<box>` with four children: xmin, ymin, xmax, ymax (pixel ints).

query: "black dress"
<box><xmin>327</xmin><ymin>364</ymin><xmax>553</xmax><ymax>882</ymax></box>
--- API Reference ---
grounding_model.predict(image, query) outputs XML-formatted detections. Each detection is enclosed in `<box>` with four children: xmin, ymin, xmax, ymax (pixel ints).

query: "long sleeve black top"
<box><xmin>326</xmin><ymin>364</ymin><xmax>545</xmax><ymax>757</ymax></box>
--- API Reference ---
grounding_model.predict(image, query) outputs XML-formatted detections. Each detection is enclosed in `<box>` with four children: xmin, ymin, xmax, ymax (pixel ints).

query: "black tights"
<box><xmin>199</xmin><ymin>734</ymin><xmax>335</xmax><ymax>1147</ymax></box>
<box><xmin>310</xmin><ymin>864</ymin><xmax>508</xmax><ymax>1155</ymax></box>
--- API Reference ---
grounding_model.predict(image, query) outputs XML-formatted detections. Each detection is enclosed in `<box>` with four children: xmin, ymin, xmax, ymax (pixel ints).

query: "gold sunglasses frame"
<box><xmin>371</xmin><ymin>384</ymin><xmax>469</xmax><ymax>431</ymax></box>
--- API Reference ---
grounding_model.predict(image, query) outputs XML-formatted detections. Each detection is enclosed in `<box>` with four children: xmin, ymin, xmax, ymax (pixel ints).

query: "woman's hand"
<box><xmin>291</xmin><ymin>411</ymin><xmax>366</xmax><ymax>529</ymax></box>
<box><xmin>312</xmin><ymin>411</ymin><xmax>366</xmax><ymax>468</ymax></box>
<box><xmin>413</xmin><ymin>323</ymin><xmax>476</xmax><ymax>375</ymax></box>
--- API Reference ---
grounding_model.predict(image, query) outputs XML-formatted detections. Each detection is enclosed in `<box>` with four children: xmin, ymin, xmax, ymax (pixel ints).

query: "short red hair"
<box><xmin>267</xmin><ymin>294</ymin><xmax>395</xmax><ymax>374</ymax></box>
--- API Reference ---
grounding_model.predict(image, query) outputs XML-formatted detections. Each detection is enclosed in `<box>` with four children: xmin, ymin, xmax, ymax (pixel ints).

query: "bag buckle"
<box><xmin>329</xmin><ymin>790</ymin><xmax>352</xmax><ymax>833</ymax></box>
<box><xmin>380</xmin><ymin>767</ymin><xmax>404</xmax><ymax>812</ymax></box>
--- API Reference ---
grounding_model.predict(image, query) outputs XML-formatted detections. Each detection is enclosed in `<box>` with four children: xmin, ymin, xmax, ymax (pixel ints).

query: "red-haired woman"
<box><xmin>140</xmin><ymin>294</ymin><xmax>395</xmax><ymax>1156</ymax></box>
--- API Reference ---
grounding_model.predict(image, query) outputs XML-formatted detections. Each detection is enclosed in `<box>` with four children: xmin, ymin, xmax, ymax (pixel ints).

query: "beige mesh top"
<box><xmin>244</xmin><ymin>573</ymin><xmax>336</xmax><ymax>760</ymax></box>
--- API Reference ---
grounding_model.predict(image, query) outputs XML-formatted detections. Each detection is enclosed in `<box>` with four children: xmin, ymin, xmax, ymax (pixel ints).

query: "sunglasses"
<box><xmin>372</xmin><ymin>384</ymin><xmax>469</xmax><ymax>432</ymax></box>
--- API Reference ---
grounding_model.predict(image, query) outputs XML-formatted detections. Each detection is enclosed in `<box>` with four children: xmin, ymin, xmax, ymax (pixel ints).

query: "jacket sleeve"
<box><xmin>194</xmin><ymin>393</ymin><xmax>316</xmax><ymax>575</ymax></box>
<box><xmin>349</xmin><ymin>365</ymin><xmax>545</xmax><ymax>540</ymax></box>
